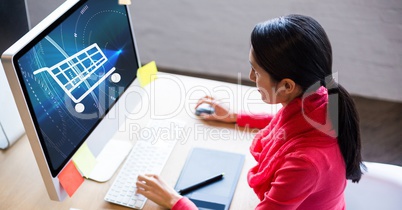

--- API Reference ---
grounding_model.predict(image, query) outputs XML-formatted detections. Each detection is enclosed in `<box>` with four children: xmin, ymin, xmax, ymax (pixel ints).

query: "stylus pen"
<box><xmin>178</xmin><ymin>173</ymin><xmax>224</xmax><ymax>195</ymax></box>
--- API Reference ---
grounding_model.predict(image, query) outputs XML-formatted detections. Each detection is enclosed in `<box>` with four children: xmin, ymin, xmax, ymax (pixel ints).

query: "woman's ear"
<box><xmin>274</xmin><ymin>78</ymin><xmax>303</xmax><ymax>105</ymax></box>
<box><xmin>278</xmin><ymin>78</ymin><xmax>297</xmax><ymax>94</ymax></box>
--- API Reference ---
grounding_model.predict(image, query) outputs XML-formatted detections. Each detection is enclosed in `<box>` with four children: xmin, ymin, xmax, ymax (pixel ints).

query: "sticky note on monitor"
<box><xmin>72</xmin><ymin>143</ymin><xmax>97</xmax><ymax>178</ymax></box>
<box><xmin>58</xmin><ymin>161</ymin><xmax>85</xmax><ymax>197</ymax></box>
<box><xmin>137</xmin><ymin>61</ymin><xmax>158</xmax><ymax>87</ymax></box>
<box><xmin>118</xmin><ymin>0</ymin><xmax>131</xmax><ymax>5</ymax></box>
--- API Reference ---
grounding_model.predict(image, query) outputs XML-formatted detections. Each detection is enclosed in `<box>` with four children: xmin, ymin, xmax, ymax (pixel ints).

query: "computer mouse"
<box><xmin>195</xmin><ymin>103</ymin><xmax>215</xmax><ymax>116</ymax></box>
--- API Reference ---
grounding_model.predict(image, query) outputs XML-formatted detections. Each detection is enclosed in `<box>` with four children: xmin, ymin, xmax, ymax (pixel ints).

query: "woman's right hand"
<box><xmin>136</xmin><ymin>174</ymin><xmax>182</xmax><ymax>209</ymax></box>
<box><xmin>195</xmin><ymin>96</ymin><xmax>237</xmax><ymax>123</ymax></box>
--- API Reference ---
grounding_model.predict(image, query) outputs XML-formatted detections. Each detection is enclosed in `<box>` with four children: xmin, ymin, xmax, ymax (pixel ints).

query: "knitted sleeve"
<box><xmin>237</xmin><ymin>112</ymin><xmax>273</xmax><ymax>129</ymax></box>
<box><xmin>171</xmin><ymin>197</ymin><xmax>198</xmax><ymax>210</ymax></box>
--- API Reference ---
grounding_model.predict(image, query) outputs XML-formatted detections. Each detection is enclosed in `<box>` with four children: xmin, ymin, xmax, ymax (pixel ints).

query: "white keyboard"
<box><xmin>104</xmin><ymin>120</ymin><xmax>185</xmax><ymax>209</ymax></box>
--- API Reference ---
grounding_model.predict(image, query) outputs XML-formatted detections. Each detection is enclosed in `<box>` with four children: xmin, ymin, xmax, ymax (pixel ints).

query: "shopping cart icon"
<box><xmin>33</xmin><ymin>43</ymin><xmax>120</xmax><ymax>113</ymax></box>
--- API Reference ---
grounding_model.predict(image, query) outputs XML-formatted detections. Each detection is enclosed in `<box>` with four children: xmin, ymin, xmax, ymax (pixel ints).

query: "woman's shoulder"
<box><xmin>282</xmin><ymin>141</ymin><xmax>345</xmax><ymax>176</ymax></box>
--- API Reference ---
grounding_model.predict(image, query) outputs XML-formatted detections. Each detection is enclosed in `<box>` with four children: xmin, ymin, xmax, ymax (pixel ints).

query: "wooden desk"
<box><xmin>0</xmin><ymin>73</ymin><xmax>280</xmax><ymax>209</ymax></box>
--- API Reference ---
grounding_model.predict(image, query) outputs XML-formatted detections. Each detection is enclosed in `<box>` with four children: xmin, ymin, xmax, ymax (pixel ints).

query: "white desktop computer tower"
<box><xmin>0</xmin><ymin>64</ymin><xmax>25</xmax><ymax>149</ymax></box>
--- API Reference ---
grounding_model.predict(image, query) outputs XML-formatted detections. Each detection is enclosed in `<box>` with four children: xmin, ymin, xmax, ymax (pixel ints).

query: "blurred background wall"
<box><xmin>25</xmin><ymin>0</ymin><xmax>402</xmax><ymax>102</ymax></box>
<box><xmin>0</xmin><ymin>0</ymin><xmax>29</xmax><ymax>56</ymax></box>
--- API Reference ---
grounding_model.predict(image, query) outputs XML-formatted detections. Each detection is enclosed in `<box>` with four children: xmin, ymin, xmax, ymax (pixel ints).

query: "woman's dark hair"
<box><xmin>251</xmin><ymin>14</ymin><xmax>364</xmax><ymax>182</ymax></box>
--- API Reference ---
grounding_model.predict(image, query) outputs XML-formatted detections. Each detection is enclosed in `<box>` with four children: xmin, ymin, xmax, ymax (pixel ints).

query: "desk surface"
<box><xmin>0</xmin><ymin>73</ymin><xmax>281</xmax><ymax>210</ymax></box>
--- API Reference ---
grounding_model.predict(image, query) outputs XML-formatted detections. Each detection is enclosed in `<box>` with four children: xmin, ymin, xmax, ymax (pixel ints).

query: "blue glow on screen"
<box><xmin>17</xmin><ymin>0</ymin><xmax>138</xmax><ymax>175</ymax></box>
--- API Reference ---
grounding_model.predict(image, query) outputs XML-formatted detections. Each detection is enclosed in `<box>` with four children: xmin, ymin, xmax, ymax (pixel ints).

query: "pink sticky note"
<box><xmin>58</xmin><ymin>161</ymin><xmax>84</xmax><ymax>197</ymax></box>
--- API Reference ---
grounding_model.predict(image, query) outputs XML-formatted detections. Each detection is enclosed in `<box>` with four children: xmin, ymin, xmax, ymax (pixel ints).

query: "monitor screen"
<box><xmin>13</xmin><ymin>0</ymin><xmax>139</xmax><ymax>177</ymax></box>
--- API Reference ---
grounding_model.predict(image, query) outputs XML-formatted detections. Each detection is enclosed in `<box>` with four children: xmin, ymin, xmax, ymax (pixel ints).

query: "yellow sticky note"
<box><xmin>137</xmin><ymin>61</ymin><xmax>158</xmax><ymax>87</ymax></box>
<box><xmin>118</xmin><ymin>0</ymin><xmax>131</xmax><ymax>5</ymax></box>
<box><xmin>72</xmin><ymin>143</ymin><xmax>96</xmax><ymax>178</ymax></box>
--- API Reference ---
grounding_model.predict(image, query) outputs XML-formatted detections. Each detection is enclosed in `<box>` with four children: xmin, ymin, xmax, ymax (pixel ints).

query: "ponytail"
<box><xmin>327</xmin><ymin>80</ymin><xmax>364</xmax><ymax>182</ymax></box>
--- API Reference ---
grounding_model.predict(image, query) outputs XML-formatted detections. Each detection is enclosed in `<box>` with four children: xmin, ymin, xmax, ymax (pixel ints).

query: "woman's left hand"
<box><xmin>136</xmin><ymin>174</ymin><xmax>182</xmax><ymax>209</ymax></box>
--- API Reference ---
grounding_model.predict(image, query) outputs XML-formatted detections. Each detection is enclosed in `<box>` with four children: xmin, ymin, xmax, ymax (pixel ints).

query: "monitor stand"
<box><xmin>88</xmin><ymin>138</ymin><xmax>132</xmax><ymax>182</ymax></box>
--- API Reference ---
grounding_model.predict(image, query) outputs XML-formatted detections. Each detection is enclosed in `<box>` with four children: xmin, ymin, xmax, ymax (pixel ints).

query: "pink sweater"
<box><xmin>173</xmin><ymin>87</ymin><xmax>346</xmax><ymax>210</ymax></box>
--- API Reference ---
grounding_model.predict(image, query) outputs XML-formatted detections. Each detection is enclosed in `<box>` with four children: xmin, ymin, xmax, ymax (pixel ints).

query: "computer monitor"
<box><xmin>1</xmin><ymin>0</ymin><xmax>141</xmax><ymax>201</ymax></box>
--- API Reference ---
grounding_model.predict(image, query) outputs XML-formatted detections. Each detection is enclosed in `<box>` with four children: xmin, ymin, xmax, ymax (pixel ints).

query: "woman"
<box><xmin>136</xmin><ymin>14</ymin><xmax>364</xmax><ymax>209</ymax></box>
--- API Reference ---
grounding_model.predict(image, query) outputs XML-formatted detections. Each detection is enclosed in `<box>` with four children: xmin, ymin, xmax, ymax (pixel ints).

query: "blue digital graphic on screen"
<box><xmin>16</xmin><ymin>0</ymin><xmax>138</xmax><ymax>175</ymax></box>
